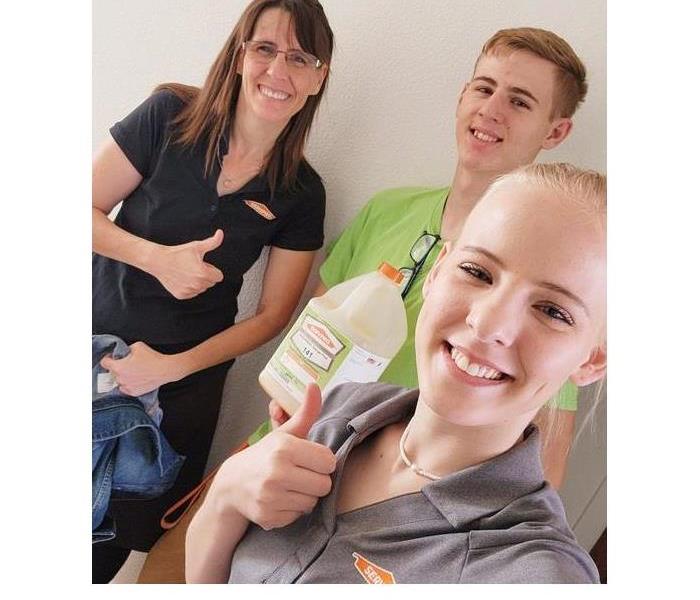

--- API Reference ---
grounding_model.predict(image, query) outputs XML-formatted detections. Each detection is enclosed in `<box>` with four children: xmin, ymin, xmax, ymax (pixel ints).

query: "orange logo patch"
<box><xmin>244</xmin><ymin>199</ymin><xmax>276</xmax><ymax>220</ymax></box>
<box><xmin>352</xmin><ymin>552</ymin><xmax>396</xmax><ymax>584</ymax></box>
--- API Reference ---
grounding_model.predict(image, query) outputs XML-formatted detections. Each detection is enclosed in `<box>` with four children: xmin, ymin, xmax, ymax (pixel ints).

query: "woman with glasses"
<box><xmin>92</xmin><ymin>0</ymin><xmax>333</xmax><ymax>582</ymax></box>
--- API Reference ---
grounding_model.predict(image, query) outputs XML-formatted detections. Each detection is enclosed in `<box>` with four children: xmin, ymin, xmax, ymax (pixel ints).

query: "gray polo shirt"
<box><xmin>228</xmin><ymin>383</ymin><xmax>599</xmax><ymax>584</ymax></box>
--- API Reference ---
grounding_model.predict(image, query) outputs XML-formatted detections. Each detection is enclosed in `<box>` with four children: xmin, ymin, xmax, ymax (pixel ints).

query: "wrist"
<box><xmin>210</xmin><ymin>461</ymin><xmax>246</xmax><ymax>521</ymax></box>
<box><xmin>166</xmin><ymin>351</ymin><xmax>195</xmax><ymax>382</ymax></box>
<box><xmin>136</xmin><ymin>239</ymin><xmax>165</xmax><ymax>276</ymax></box>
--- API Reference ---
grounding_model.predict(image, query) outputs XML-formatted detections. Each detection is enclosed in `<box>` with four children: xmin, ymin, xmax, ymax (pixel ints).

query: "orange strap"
<box><xmin>159</xmin><ymin>440</ymin><xmax>249</xmax><ymax>530</ymax></box>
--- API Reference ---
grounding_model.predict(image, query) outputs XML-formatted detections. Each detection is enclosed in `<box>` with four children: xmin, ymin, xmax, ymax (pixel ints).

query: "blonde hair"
<box><xmin>489</xmin><ymin>162</ymin><xmax>606</xmax><ymax>221</ymax></box>
<box><xmin>491</xmin><ymin>163</ymin><xmax>607</xmax><ymax>450</ymax></box>
<box><xmin>478</xmin><ymin>27</ymin><xmax>588</xmax><ymax>118</ymax></box>
<box><xmin>537</xmin><ymin>378</ymin><xmax>606</xmax><ymax>465</ymax></box>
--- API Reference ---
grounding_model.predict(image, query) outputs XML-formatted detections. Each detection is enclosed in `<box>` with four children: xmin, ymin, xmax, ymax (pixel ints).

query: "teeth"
<box><xmin>466</xmin><ymin>363</ymin><xmax>480</xmax><ymax>376</ymax></box>
<box><xmin>260</xmin><ymin>85</ymin><xmax>290</xmax><ymax>100</ymax></box>
<box><xmin>452</xmin><ymin>349</ymin><xmax>469</xmax><ymax>372</ymax></box>
<box><xmin>472</xmin><ymin>129</ymin><xmax>499</xmax><ymax>143</ymax></box>
<box><xmin>450</xmin><ymin>347</ymin><xmax>505</xmax><ymax>380</ymax></box>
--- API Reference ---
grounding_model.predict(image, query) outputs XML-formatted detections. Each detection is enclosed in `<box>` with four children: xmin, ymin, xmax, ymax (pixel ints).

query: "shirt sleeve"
<box><xmin>549</xmin><ymin>379</ymin><xmax>579</xmax><ymax>411</ymax></box>
<box><xmin>271</xmin><ymin>169</ymin><xmax>326</xmax><ymax>251</ymax></box>
<box><xmin>109</xmin><ymin>89</ymin><xmax>182</xmax><ymax>178</ymax></box>
<box><xmin>318</xmin><ymin>196</ymin><xmax>374</xmax><ymax>288</ymax></box>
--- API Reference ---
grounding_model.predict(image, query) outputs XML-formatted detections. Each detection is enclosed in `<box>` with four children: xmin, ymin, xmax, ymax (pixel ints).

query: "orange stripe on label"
<box><xmin>352</xmin><ymin>552</ymin><xmax>396</xmax><ymax>584</ymax></box>
<box><xmin>244</xmin><ymin>199</ymin><xmax>276</xmax><ymax>220</ymax></box>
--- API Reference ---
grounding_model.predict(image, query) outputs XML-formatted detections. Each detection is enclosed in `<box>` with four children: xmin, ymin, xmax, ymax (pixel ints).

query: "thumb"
<box><xmin>99</xmin><ymin>354</ymin><xmax>116</xmax><ymax>371</ymax></box>
<box><xmin>198</xmin><ymin>229</ymin><xmax>224</xmax><ymax>255</ymax></box>
<box><xmin>278</xmin><ymin>383</ymin><xmax>322</xmax><ymax>439</ymax></box>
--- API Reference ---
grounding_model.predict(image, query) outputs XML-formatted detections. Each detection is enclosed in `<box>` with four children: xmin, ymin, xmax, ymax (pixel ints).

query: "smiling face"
<box><xmin>415</xmin><ymin>177</ymin><xmax>606</xmax><ymax>427</ymax></box>
<box><xmin>236</xmin><ymin>7</ymin><xmax>327</xmax><ymax>127</ymax></box>
<box><xmin>455</xmin><ymin>50</ymin><xmax>573</xmax><ymax>176</ymax></box>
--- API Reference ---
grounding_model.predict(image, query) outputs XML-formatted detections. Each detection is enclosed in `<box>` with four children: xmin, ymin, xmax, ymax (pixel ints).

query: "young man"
<box><xmin>313</xmin><ymin>28</ymin><xmax>589</xmax><ymax>489</ymax></box>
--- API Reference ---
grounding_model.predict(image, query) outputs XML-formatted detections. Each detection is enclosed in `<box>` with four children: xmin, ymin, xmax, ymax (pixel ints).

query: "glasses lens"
<box><xmin>398</xmin><ymin>267</ymin><xmax>412</xmax><ymax>293</ymax></box>
<box><xmin>286</xmin><ymin>50</ymin><xmax>317</xmax><ymax>68</ymax></box>
<box><xmin>410</xmin><ymin>234</ymin><xmax>437</xmax><ymax>263</ymax></box>
<box><xmin>248</xmin><ymin>41</ymin><xmax>276</xmax><ymax>61</ymax></box>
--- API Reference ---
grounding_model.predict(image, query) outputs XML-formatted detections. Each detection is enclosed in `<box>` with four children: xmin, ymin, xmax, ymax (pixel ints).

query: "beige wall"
<box><xmin>94</xmin><ymin>0</ymin><xmax>607</xmax><ymax>569</ymax></box>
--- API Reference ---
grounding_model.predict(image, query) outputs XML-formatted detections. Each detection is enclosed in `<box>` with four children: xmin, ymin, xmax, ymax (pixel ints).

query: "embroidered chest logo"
<box><xmin>352</xmin><ymin>552</ymin><xmax>396</xmax><ymax>584</ymax></box>
<box><xmin>244</xmin><ymin>199</ymin><xmax>276</xmax><ymax>220</ymax></box>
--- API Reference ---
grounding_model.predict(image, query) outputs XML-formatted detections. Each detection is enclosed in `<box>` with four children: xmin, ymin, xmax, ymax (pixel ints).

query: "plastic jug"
<box><xmin>259</xmin><ymin>262</ymin><xmax>408</xmax><ymax>415</ymax></box>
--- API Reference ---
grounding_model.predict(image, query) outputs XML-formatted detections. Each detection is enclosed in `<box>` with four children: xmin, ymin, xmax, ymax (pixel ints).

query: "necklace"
<box><xmin>398</xmin><ymin>420</ymin><xmax>442</xmax><ymax>481</ymax></box>
<box><xmin>217</xmin><ymin>143</ymin><xmax>263</xmax><ymax>190</ymax></box>
<box><xmin>221</xmin><ymin>160</ymin><xmax>263</xmax><ymax>190</ymax></box>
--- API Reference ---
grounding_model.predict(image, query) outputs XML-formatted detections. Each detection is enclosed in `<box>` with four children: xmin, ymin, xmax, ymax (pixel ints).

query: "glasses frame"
<box><xmin>399</xmin><ymin>231</ymin><xmax>441</xmax><ymax>299</ymax></box>
<box><xmin>242</xmin><ymin>40</ymin><xmax>323</xmax><ymax>70</ymax></box>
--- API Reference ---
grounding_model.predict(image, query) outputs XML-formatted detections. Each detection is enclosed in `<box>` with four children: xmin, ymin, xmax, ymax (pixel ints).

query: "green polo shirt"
<box><xmin>319</xmin><ymin>186</ymin><xmax>578</xmax><ymax>411</ymax></box>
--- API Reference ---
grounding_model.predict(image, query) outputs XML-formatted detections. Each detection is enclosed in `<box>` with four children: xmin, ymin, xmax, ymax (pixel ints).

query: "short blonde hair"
<box><xmin>478</xmin><ymin>28</ymin><xmax>588</xmax><ymax>118</ymax></box>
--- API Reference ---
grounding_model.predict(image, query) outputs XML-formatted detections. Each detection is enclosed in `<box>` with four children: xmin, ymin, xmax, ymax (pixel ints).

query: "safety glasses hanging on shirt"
<box><xmin>398</xmin><ymin>231</ymin><xmax>441</xmax><ymax>299</ymax></box>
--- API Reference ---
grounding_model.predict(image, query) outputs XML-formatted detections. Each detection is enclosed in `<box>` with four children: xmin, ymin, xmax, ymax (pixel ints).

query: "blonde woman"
<box><xmin>187</xmin><ymin>163</ymin><xmax>606</xmax><ymax>584</ymax></box>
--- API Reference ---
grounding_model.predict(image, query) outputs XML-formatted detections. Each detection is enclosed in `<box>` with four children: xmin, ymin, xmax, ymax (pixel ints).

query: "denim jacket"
<box><xmin>92</xmin><ymin>335</ymin><xmax>184</xmax><ymax>544</ymax></box>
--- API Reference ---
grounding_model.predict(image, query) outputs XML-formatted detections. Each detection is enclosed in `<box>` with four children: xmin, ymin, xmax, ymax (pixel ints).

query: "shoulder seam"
<box><xmin>312</xmin><ymin>383</ymin><xmax>365</xmax><ymax>430</ymax></box>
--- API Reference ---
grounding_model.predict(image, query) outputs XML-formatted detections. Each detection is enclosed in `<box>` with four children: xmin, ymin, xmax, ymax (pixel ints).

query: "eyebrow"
<box><xmin>461</xmin><ymin>245</ymin><xmax>505</xmax><ymax>267</ymax></box>
<box><xmin>460</xmin><ymin>245</ymin><xmax>589</xmax><ymax>315</ymax></box>
<box><xmin>537</xmin><ymin>282</ymin><xmax>590</xmax><ymax>316</ymax></box>
<box><xmin>471</xmin><ymin>76</ymin><xmax>540</xmax><ymax>105</ymax></box>
<box><xmin>253</xmin><ymin>38</ymin><xmax>304</xmax><ymax>51</ymax></box>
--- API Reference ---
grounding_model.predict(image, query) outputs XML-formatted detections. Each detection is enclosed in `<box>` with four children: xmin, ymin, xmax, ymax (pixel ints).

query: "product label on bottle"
<box><xmin>262</xmin><ymin>306</ymin><xmax>392</xmax><ymax>404</ymax></box>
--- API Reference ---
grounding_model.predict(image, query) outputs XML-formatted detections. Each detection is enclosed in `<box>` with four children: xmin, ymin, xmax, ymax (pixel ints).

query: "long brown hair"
<box><xmin>155</xmin><ymin>0</ymin><xmax>333</xmax><ymax>192</ymax></box>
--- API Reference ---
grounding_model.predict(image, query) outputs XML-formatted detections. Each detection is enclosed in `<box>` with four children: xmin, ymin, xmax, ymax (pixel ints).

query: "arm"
<box><xmin>174</xmin><ymin>246</ymin><xmax>315</xmax><ymax>377</ymax></box>
<box><xmin>93</xmin><ymin>138</ymin><xmax>225</xmax><ymax>297</ymax></box>
<box><xmin>92</xmin><ymin>138</ymin><xmax>153</xmax><ymax>269</ymax></box>
<box><xmin>534</xmin><ymin>408</ymin><xmax>576</xmax><ymax>490</ymax></box>
<box><xmin>104</xmin><ymin>246</ymin><xmax>316</xmax><ymax>396</ymax></box>
<box><xmin>93</xmin><ymin>138</ymin><xmax>225</xmax><ymax>299</ymax></box>
<box><xmin>95</xmin><ymin>91</ymin><xmax>225</xmax><ymax>299</ymax></box>
<box><xmin>186</xmin><ymin>384</ymin><xmax>335</xmax><ymax>583</ymax></box>
<box><xmin>185</xmin><ymin>484</ymin><xmax>251</xmax><ymax>584</ymax></box>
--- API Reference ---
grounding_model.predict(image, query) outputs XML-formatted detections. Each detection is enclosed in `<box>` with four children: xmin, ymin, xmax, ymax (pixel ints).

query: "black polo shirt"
<box><xmin>93</xmin><ymin>90</ymin><xmax>326</xmax><ymax>352</ymax></box>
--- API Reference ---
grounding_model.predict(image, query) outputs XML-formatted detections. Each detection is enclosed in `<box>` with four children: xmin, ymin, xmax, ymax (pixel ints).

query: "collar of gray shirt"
<box><xmin>312</xmin><ymin>382</ymin><xmax>547</xmax><ymax>531</ymax></box>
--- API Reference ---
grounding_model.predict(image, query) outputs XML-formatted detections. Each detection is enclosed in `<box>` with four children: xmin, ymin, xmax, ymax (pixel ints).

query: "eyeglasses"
<box><xmin>242</xmin><ymin>40</ymin><xmax>323</xmax><ymax>70</ymax></box>
<box><xmin>398</xmin><ymin>231</ymin><xmax>441</xmax><ymax>299</ymax></box>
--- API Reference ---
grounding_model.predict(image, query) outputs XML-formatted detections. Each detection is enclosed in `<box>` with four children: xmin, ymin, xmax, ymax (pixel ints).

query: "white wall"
<box><xmin>94</xmin><ymin>0</ymin><xmax>607</xmax><ymax>563</ymax></box>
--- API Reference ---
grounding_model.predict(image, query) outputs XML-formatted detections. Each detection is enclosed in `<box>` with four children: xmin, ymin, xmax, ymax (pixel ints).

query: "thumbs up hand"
<box><xmin>210</xmin><ymin>384</ymin><xmax>336</xmax><ymax>531</ymax></box>
<box><xmin>148</xmin><ymin>229</ymin><xmax>225</xmax><ymax>299</ymax></box>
